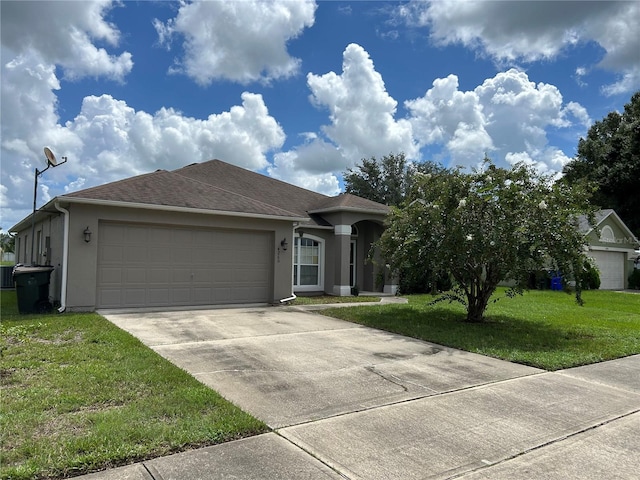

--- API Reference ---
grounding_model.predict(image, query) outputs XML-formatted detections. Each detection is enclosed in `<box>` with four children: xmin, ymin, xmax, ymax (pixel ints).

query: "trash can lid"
<box><xmin>13</xmin><ymin>265</ymin><xmax>55</xmax><ymax>274</ymax></box>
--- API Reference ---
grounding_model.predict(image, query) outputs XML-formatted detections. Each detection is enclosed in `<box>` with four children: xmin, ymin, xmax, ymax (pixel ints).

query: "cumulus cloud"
<box><xmin>154</xmin><ymin>0</ymin><xmax>317</xmax><ymax>85</ymax></box>
<box><xmin>0</xmin><ymin>0</ymin><xmax>132</xmax><ymax>81</ymax></box>
<box><xmin>267</xmin><ymin>137</ymin><xmax>344</xmax><ymax>196</ymax></box>
<box><xmin>307</xmin><ymin>43</ymin><xmax>419</xmax><ymax>164</ymax></box>
<box><xmin>0</xmin><ymin>55</ymin><xmax>285</xmax><ymax>228</ymax></box>
<box><xmin>397</xmin><ymin>0</ymin><xmax>640</xmax><ymax>95</ymax></box>
<box><xmin>406</xmin><ymin>68</ymin><xmax>590</xmax><ymax>171</ymax></box>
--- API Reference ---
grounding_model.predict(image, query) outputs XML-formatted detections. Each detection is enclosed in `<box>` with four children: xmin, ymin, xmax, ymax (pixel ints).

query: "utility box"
<box><xmin>13</xmin><ymin>266</ymin><xmax>54</xmax><ymax>314</ymax></box>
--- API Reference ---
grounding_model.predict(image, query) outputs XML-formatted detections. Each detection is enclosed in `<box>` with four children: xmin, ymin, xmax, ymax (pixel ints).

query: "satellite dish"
<box><xmin>44</xmin><ymin>147</ymin><xmax>57</xmax><ymax>167</ymax></box>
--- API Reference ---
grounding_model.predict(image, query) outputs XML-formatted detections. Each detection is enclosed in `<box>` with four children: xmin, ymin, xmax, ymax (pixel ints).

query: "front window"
<box><xmin>294</xmin><ymin>236</ymin><xmax>323</xmax><ymax>289</ymax></box>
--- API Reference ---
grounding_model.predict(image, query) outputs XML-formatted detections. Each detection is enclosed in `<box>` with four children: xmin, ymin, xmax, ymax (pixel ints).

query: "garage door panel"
<box><xmin>99</xmin><ymin>267</ymin><xmax>122</xmax><ymax>285</ymax></box>
<box><xmin>97</xmin><ymin>223</ymin><xmax>273</xmax><ymax>308</ymax></box>
<box><xmin>591</xmin><ymin>251</ymin><xmax>624</xmax><ymax>290</ymax></box>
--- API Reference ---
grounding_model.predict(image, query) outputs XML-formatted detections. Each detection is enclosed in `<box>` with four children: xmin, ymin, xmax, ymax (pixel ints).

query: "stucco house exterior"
<box><xmin>580</xmin><ymin>209</ymin><xmax>639</xmax><ymax>290</ymax></box>
<box><xmin>10</xmin><ymin>160</ymin><xmax>393</xmax><ymax>311</ymax></box>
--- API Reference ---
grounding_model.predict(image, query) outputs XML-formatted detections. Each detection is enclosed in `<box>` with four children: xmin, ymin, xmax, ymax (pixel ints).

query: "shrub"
<box><xmin>629</xmin><ymin>269</ymin><xmax>640</xmax><ymax>290</ymax></box>
<box><xmin>582</xmin><ymin>261</ymin><xmax>601</xmax><ymax>290</ymax></box>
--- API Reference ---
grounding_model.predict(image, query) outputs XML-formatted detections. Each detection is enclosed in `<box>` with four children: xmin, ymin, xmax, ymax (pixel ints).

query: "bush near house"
<box><xmin>629</xmin><ymin>269</ymin><xmax>640</xmax><ymax>290</ymax></box>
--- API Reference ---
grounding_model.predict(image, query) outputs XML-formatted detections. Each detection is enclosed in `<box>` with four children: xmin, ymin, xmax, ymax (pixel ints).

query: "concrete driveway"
<box><xmin>99</xmin><ymin>306</ymin><xmax>640</xmax><ymax>480</ymax></box>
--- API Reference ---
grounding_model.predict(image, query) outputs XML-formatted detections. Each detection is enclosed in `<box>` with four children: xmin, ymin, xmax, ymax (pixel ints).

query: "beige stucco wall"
<box><xmin>16</xmin><ymin>203</ymin><xmax>296</xmax><ymax>310</ymax></box>
<box><xmin>13</xmin><ymin>212</ymin><xmax>65</xmax><ymax>306</ymax></box>
<box><xmin>298</xmin><ymin>212</ymin><xmax>387</xmax><ymax>295</ymax></box>
<box><xmin>586</xmin><ymin>215</ymin><xmax>639</xmax><ymax>289</ymax></box>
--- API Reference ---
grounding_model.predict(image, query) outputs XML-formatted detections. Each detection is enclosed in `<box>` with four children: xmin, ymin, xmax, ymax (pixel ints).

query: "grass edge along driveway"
<box><xmin>321</xmin><ymin>288</ymin><xmax>640</xmax><ymax>371</ymax></box>
<box><xmin>0</xmin><ymin>291</ymin><xmax>267</xmax><ymax>480</ymax></box>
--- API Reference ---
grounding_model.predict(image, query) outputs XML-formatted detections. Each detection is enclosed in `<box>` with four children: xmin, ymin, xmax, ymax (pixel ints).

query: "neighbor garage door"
<box><xmin>590</xmin><ymin>250</ymin><xmax>625</xmax><ymax>290</ymax></box>
<box><xmin>97</xmin><ymin>223</ymin><xmax>272</xmax><ymax>308</ymax></box>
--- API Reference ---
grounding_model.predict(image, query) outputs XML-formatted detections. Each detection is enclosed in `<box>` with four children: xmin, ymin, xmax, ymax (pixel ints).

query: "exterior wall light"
<box><xmin>84</xmin><ymin>227</ymin><xmax>92</xmax><ymax>243</ymax></box>
<box><xmin>280</xmin><ymin>238</ymin><xmax>288</xmax><ymax>251</ymax></box>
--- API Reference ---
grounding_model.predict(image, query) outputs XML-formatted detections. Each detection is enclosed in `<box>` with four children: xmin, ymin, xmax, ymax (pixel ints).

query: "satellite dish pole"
<box><xmin>30</xmin><ymin>147</ymin><xmax>68</xmax><ymax>265</ymax></box>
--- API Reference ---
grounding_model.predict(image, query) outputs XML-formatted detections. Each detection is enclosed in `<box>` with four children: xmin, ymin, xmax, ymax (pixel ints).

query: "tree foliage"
<box><xmin>563</xmin><ymin>91</ymin><xmax>640</xmax><ymax>236</ymax></box>
<box><xmin>344</xmin><ymin>153</ymin><xmax>443</xmax><ymax>207</ymax></box>
<box><xmin>377</xmin><ymin>162</ymin><xmax>596</xmax><ymax>322</ymax></box>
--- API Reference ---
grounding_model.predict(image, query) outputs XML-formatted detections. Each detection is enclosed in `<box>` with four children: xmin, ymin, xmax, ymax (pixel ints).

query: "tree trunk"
<box><xmin>465</xmin><ymin>285</ymin><xmax>494</xmax><ymax>322</ymax></box>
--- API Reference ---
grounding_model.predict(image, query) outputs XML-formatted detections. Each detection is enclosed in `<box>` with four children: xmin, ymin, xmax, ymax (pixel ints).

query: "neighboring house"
<box><xmin>10</xmin><ymin>160</ymin><xmax>392</xmax><ymax>311</ymax></box>
<box><xmin>579</xmin><ymin>209</ymin><xmax>640</xmax><ymax>290</ymax></box>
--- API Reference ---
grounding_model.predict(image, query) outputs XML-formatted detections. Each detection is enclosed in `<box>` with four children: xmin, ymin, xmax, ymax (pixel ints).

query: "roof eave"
<box><xmin>307</xmin><ymin>206</ymin><xmax>389</xmax><ymax>215</ymax></box>
<box><xmin>10</xmin><ymin>197</ymin><xmax>308</xmax><ymax>232</ymax></box>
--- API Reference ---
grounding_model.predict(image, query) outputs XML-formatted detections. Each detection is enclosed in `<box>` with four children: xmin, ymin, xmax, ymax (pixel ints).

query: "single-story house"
<box><xmin>580</xmin><ymin>209</ymin><xmax>640</xmax><ymax>289</ymax></box>
<box><xmin>10</xmin><ymin>159</ymin><xmax>393</xmax><ymax>311</ymax></box>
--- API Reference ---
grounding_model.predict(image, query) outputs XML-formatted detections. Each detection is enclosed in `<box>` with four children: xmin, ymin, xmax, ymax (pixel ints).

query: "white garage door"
<box><xmin>97</xmin><ymin>223</ymin><xmax>272</xmax><ymax>308</ymax></box>
<box><xmin>590</xmin><ymin>250</ymin><xmax>625</xmax><ymax>290</ymax></box>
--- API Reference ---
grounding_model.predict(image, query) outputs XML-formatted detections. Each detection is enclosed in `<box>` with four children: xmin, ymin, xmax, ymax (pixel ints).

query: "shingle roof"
<box><xmin>64</xmin><ymin>169</ymin><xmax>302</xmax><ymax>218</ymax></box>
<box><xmin>309</xmin><ymin>193</ymin><xmax>390</xmax><ymax>214</ymax></box>
<box><xmin>174</xmin><ymin>160</ymin><xmax>328</xmax><ymax>217</ymax></box>
<box><xmin>62</xmin><ymin>159</ymin><xmax>390</xmax><ymax>223</ymax></box>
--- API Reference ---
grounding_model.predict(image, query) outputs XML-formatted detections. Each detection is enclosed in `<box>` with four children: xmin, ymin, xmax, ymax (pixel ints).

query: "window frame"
<box><xmin>293</xmin><ymin>234</ymin><xmax>324</xmax><ymax>292</ymax></box>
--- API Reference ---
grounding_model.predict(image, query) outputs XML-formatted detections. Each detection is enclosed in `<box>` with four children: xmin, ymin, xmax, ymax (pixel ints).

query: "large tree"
<box><xmin>344</xmin><ymin>153</ymin><xmax>443</xmax><ymax>207</ymax></box>
<box><xmin>563</xmin><ymin>91</ymin><xmax>640</xmax><ymax>236</ymax></box>
<box><xmin>377</xmin><ymin>162</ymin><xmax>596</xmax><ymax>322</ymax></box>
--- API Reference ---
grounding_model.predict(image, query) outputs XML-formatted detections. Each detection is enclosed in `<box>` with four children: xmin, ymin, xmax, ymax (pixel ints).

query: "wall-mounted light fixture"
<box><xmin>298</xmin><ymin>230</ymin><xmax>304</xmax><ymax>238</ymax></box>
<box><xmin>280</xmin><ymin>237</ymin><xmax>288</xmax><ymax>251</ymax></box>
<box><xmin>83</xmin><ymin>226</ymin><xmax>92</xmax><ymax>243</ymax></box>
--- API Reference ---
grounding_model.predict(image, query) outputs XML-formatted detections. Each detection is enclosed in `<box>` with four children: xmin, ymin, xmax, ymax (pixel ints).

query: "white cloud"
<box><xmin>405</xmin><ymin>74</ymin><xmax>493</xmax><ymax>164</ymax></box>
<box><xmin>155</xmin><ymin>0</ymin><xmax>317</xmax><ymax>85</ymax></box>
<box><xmin>268</xmin><ymin>148</ymin><xmax>342</xmax><ymax>197</ymax></box>
<box><xmin>0</xmin><ymin>56</ymin><xmax>286</xmax><ymax>229</ymax></box>
<box><xmin>0</xmin><ymin>0</ymin><xmax>132</xmax><ymax>81</ymax></box>
<box><xmin>398</xmin><ymin>0</ymin><xmax>640</xmax><ymax>95</ymax></box>
<box><xmin>307</xmin><ymin>43</ymin><xmax>419</xmax><ymax>164</ymax></box>
<box><xmin>406</xmin><ymin>69</ymin><xmax>587</xmax><ymax>170</ymax></box>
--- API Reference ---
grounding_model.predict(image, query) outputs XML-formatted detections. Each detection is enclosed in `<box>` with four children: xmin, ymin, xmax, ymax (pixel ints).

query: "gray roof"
<box><xmin>61</xmin><ymin>159</ymin><xmax>389</xmax><ymax>224</ymax></box>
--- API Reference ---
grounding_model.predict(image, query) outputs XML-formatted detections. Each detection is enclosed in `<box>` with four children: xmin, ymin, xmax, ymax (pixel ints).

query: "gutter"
<box><xmin>54</xmin><ymin>202</ymin><xmax>69</xmax><ymax>313</ymax></box>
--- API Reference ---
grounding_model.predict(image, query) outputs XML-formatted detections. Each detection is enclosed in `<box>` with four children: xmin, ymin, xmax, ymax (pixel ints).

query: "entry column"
<box><xmin>333</xmin><ymin>224</ymin><xmax>351</xmax><ymax>296</ymax></box>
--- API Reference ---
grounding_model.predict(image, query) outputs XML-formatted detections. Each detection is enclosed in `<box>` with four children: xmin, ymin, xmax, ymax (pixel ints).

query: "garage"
<box><xmin>97</xmin><ymin>223</ymin><xmax>273</xmax><ymax>308</ymax></box>
<box><xmin>590</xmin><ymin>250</ymin><xmax>625</xmax><ymax>290</ymax></box>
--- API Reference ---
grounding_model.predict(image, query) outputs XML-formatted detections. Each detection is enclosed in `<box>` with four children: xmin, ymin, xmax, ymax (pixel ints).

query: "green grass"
<box><xmin>321</xmin><ymin>289</ymin><xmax>640</xmax><ymax>371</ymax></box>
<box><xmin>0</xmin><ymin>290</ymin><xmax>267</xmax><ymax>480</ymax></box>
<box><xmin>290</xmin><ymin>295</ymin><xmax>380</xmax><ymax>305</ymax></box>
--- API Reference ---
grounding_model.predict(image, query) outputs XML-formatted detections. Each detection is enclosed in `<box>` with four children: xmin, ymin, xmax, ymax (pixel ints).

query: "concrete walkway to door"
<box><xmin>84</xmin><ymin>305</ymin><xmax>640</xmax><ymax>480</ymax></box>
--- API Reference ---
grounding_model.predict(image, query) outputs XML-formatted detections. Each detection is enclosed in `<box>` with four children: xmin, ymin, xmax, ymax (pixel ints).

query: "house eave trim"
<box><xmin>307</xmin><ymin>206</ymin><xmax>389</xmax><ymax>215</ymax></box>
<box><xmin>54</xmin><ymin>197</ymin><xmax>308</xmax><ymax>223</ymax></box>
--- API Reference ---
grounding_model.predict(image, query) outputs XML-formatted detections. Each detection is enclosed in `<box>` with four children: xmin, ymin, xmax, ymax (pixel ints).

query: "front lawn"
<box><xmin>0</xmin><ymin>290</ymin><xmax>267</xmax><ymax>480</ymax></box>
<box><xmin>321</xmin><ymin>289</ymin><xmax>640</xmax><ymax>371</ymax></box>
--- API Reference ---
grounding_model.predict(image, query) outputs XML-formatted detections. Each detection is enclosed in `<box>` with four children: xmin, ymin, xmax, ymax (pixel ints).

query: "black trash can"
<box><xmin>13</xmin><ymin>266</ymin><xmax>54</xmax><ymax>314</ymax></box>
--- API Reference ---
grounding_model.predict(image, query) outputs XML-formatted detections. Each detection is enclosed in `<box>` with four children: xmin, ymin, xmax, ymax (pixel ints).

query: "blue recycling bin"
<box><xmin>550</xmin><ymin>273</ymin><xmax>563</xmax><ymax>291</ymax></box>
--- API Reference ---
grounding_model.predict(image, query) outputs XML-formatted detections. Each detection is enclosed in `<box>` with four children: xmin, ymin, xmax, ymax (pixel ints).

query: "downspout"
<box><xmin>279</xmin><ymin>223</ymin><xmax>299</xmax><ymax>304</ymax></box>
<box><xmin>54</xmin><ymin>202</ymin><xmax>69</xmax><ymax>313</ymax></box>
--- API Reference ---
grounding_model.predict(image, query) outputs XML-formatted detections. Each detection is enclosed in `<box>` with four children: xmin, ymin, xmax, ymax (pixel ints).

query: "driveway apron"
<box><xmin>102</xmin><ymin>307</ymin><xmax>640</xmax><ymax>480</ymax></box>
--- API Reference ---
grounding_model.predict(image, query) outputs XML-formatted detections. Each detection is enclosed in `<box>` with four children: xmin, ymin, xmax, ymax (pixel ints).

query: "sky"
<box><xmin>2</xmin><ymin>0</ymin><xmax>639</xmax><ymax>232</ymax></box>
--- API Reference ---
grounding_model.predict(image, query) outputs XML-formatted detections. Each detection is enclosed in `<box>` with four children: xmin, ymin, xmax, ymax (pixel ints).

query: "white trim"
<box><xmin>293</xmin><ymin>234</ymin><xmax>324</xmax><ymax>292</ymax></box>
<box><xmin>333</xmin><ymin>285</ymin><xmax>352</xmax><ymax>296</ymax></box>
<box><xmin>309</xmin><ymin>206</ymin><xmax>389</xmax><ymax>215</ymax></box>
<box><xmin>599</xmin><ymin>225</ymin><xmax>616</xmax><ymax>243</ymax></box>
<box><xmin>334</xmin><ymin>224</ymin><xmax>351</xmax><ymax>235</ymax></box>
<box><xmin>11</xmin><ymin>196</ymin><xmax>307</xmax><ymax>231</ymax></box>
<box><xmin>589</xmin><ymin>246</ymin><xmax>637</xmax><ymax>254</ymax></box>
<box><xmin>54</xmin><ymin>202</ymin><xmax>69</xmax><ymax>312</ymax></box>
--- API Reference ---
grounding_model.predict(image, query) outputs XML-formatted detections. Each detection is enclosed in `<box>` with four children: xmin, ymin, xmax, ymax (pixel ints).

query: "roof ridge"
<box><xmin>64</xmin><ymin>170</ymin><xmax>163</xmax><ymax>197</ymax></box>
<box><xmin>175</xmin><ymin>159</ymin><xmax>329</xmax><ymax>200</ymax></box>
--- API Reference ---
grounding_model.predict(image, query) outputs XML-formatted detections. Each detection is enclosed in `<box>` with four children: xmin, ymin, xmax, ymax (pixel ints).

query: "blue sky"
<box><xmin>2</xmin><ymin>0</ymin><xmax>639</xmax><ymax>232</ymax></box>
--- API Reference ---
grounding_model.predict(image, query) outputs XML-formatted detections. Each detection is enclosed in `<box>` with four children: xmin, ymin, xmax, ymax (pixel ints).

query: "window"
<box><xmin>350</xmin><ymin>240</ymin><xmax>356</xmax><ymax>287</ymax></box>
<box><xmin>294</xmin><ymin>236</ymin><xmax>323</xmax><ymax>290</ymax></box>
<box><xmin>600</xmin><ymin>225</ymin><xmax>615</xmax><ymax>243</ymax></box>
